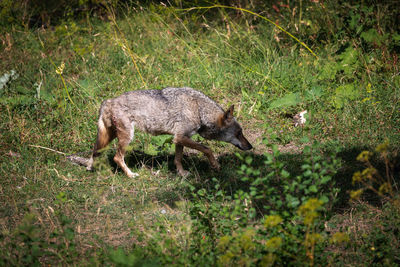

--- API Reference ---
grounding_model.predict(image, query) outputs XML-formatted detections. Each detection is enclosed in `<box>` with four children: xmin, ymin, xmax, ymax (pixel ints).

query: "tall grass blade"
<box><xmin>177</xmin><ymin>5</ymin><xmax>318</xmax><ymax>58</ymax></box>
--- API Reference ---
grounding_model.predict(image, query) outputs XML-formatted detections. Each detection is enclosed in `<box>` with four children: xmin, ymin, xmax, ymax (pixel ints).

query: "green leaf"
<box><xmin>321</xmin><ymin>176</ymin><xmax>332</xmax><ymax>185</ymax></box>
<box><xmin>268</xmin><ymin>92</ymin><xmax>301</xmax><ymax>110</ymax></box>
<box><xmin>146</xmin><ymin>143</ymin><xmax>158</xmax><ymax>156</ymax></box>
<box><xmin>286</xmin><ymin>195</ymin><xmax>300</xmax><ymax>208</ymax></box>
<box><xmin>338</xmin><ymin>46</ymin><xmax>360</xmax><ymax>75</ymax></box>
<box><xmin>245</xmin><ymin>156</ymin><xmax>253</xmax><ymax>165</ymax></box>
<box><xmin>56</xmin><ymin>192</ymin><xmax>67</xmax><ymax>203</ymax></box>
<box><xmin>281</xmin><ymin>169</ymin><xmax>290</xmax><ymax>179</ymax></box>
<box><xmin>197</xmin><ymin>189</ymin><xmax>206</xmax><ymax>197</ymax></box>
<box><xmin>305</xmin><ymin>86</ymin><xmax>324</xmax><ymax>100</ymax></box>
<box><xmin>318</xmin><ymin>61</ymin><xmax>339</xmax><ymax>80</ymax></box>
<box><xmin>361</xmin><ymin>28</ymin><xmax>389</xmax><ymax>46</ymax></box>
<box><xmin>109</xmin><ymin>248</ymin><xmax>138</xmax><ymax>266</ymax></box>
<box><xmin>303</xmin><ymin>170</ymin><xmax>312</xmax><ymax>178</ymax></box>
<box><xmin>320</xmin><ymin>195</ymin><xmax>329</xmax><ymax>203</ymax></box>
<box><xmin>393</xmin><ymin>33</ymin><xmax>400</xmax><ymax>44</ymax></box>
<box><xmin>333</xmin><ymin>84</ymin><xmax>360</xmax><ymax>109</ymax></box>
<box><xmin>309</xmin><ymin>185</ymin><xmax>318</xmax><ymax>193</ymax></box>
<box><xmin>349</xmin><ymin>13</ymin><xmax>361</xmax><ymax>30</ymax></box>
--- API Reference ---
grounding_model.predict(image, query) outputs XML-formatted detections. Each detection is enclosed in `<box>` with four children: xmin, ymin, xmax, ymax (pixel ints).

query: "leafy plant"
<box><xmin>333</xmin><ymin>83</ymin><xmax>360</xmax><ymax>109</ymax></box>
<box><xmin>0</xmin><ymin>210</ymin><xmax>77</xmax><ymax>265</ymax></box>
<box><xmin>1</xmin><ymin>213</ymin><xmax>44</xmax><ymax>266</ymax></box>
<box><xmin>238</xmin><ymin>137</ymin><xmax>341</xmax><ymax>217</ymax></box>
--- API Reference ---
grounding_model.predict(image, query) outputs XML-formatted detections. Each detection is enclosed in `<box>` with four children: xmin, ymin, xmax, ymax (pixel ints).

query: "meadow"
<box><xmin>1</xmin><ymin>1</ymin><xmax>399</xmax><ymax>265</ymax></box>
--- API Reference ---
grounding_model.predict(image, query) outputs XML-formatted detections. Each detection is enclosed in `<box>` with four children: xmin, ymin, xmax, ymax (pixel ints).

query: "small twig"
<box><xmin>28</xmin><ymin>144</ymin><xmax>67</xmax><ymax>155</ymax></box>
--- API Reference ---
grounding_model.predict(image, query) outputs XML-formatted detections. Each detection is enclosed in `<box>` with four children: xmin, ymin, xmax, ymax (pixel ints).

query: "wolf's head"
<box><xmin>216</xmin><ymin>105</ymin><xmax>253</xmax><ymax>151</ymax></box>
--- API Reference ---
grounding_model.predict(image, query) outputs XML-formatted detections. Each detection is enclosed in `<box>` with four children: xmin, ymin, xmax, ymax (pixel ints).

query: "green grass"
<box><xmin>1</xmin><ymin>2</ymin><xmax>400</xmax><ymax>265</ymax></box>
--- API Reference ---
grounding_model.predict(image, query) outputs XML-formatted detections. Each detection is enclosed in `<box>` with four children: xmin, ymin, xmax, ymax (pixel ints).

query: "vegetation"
<box><xmin>1</xmin><ymin>0</ymin><xmax>399</xmax><ymax>265</ymax></box>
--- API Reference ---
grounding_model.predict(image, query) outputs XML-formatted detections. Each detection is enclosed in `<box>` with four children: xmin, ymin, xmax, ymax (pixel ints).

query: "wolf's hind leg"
<box><xmin>114</xmin><ymin>121</ymin><xmax>138</xmax><ymax>178</ymax></box>
<box><xmin>87</xmin><ymin>118</ymin><xmax>115</xmax><ymax>171</ymax></box>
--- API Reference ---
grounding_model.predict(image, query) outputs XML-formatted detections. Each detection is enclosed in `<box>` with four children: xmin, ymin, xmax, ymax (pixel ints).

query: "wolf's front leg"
<box><xmin>174</xmin><ymin>135</ymin><xmax>220</xmax><ymax>171</ymax></box>
<box><xmin>174</xmin><ymin>144</ymin><xmax>190</xmax><ymax>177</ymax></box>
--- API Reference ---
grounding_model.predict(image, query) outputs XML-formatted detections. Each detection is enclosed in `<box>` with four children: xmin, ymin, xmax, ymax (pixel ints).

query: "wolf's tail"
<box><xmin>66</xmin><ymin>154</ymin><xmax>91</xmax><ymax>167</ymax></box>
<box><xmin>29</xmin><ymin>144</ymin><xmax>92</xmax><ymax>168</ymax></box>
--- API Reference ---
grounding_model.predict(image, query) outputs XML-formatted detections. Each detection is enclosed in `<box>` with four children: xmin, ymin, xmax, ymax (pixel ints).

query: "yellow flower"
<box><xmin>217</xmin><ymin>236</ymin><xmax>231</xmax><ymax>252</ymax></box>
<box><xmin>375</xmin><ymin>140</ymin><xmax>389</xmax><ymax>153</ymax></box>
<box><xmin>303</xmin><ymin>211</ymin><xmax>319</xmax><ymax>225</ymax></box>
<box><xmin>352</xmin><ymin>171</ymin><xmax>362</xmax><ymax>184</ymax></box>
<box><xmin>265</xmin><ymin>236</ymin><xmax>282</xmax><ymax>252</ymax></box>
<box><xmin>297</xmin><ymin>198</ymin><xmax>323</xmax><ymax>225</ymax></box>
<box><xmin>330</xmin><ymin>232</ymin><xmax>350</xmax><ymax>244</ymax></box>
<box><xmin>350</xmin><ymin>189</ymin><xmax>363</xmax><ymax>200</ymax></box>
<box><xmin>366</xmin><ymin>83</ymin><xmax>373</xmax><ymax>93</ymax></box>
<box><xmin>55</xmin><ymin>62</ymin><xmax>65</xmax><ymax>75</ymax></box>
<box><xmin>378</xmin><ymin>182</ymin><xmax>390</xmax><ymax>195</ymax></box>
<box><xmin>218</xmin><ymin>251</ymin><xmax>234</xmax><ymax>266</ymax></box>
<box><xmin>264</xmin><ymin>215</ymin><xmax>283</xmax><ymax>228</ymax></box>
<box><xmin>260</xmin><ymin>253</ymin><xmax>276</xmax><ymax>267</ymax></box>
<box><xmin>239</xmin><ymin>229</ymin><xmax>256</xmax><ymax>250</ymax></box>
<box><xmin>356</xmin><ymin>151</ymin><xmax>373</xmax><ymax>162</ymax></box>
<box><xmin>305</xmin><ymin>233</ymin><xmax>324</xmax><ymax>247</ymax></box>
<box><xmin>361</xmin><ymin>167</ymin><xmax>377</xmax><ymax>180</ymax></box>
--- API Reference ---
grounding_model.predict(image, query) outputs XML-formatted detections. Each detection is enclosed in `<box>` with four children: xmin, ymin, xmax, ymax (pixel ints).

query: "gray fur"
<box><xmin>100</xmin><ymin>87</ymin><xmax>223</xmax><ymax>137</ymax></box>
<box><xmin>86</xmin><ymin>87</ymin><xmax>252</xmax><ymax>177</ymax></box>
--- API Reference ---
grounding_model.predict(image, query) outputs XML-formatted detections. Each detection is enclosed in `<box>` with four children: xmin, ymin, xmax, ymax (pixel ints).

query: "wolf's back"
<box><xmin>94</xmin><ymin>87</ymin><xmax>225</xmax><ymax>137</ymax></box>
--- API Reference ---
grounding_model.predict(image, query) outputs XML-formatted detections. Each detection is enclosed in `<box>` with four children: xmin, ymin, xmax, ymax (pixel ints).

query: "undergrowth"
<box><xmin>1</xmin><ymin>1</ymin><xmax>399</xmax><ymax>265</ymax></box>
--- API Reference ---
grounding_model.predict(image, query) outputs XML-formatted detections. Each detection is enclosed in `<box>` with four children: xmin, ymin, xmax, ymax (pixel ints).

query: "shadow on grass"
<box><xmin>105</xmin><ymin>146</ymin><xmax>399</xmax><ymax>212</ymax></box>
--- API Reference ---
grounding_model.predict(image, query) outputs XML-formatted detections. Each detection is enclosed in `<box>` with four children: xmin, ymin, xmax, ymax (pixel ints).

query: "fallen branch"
<box><xmin>28</xmin><ymin>144</ymin><xmax>67</xmax><ymax>155</ymax></box>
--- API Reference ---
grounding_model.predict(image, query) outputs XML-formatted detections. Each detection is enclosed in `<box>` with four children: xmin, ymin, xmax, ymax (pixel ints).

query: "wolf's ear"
<box><xmin>218</xmin><ymin>105</ymin><xmax>234</xmax><ymax>127</ymax></box>
<box><xmin>225</xmin><ymin>105</ymin><xmax>234</xmax><ymax>120</ymax></box>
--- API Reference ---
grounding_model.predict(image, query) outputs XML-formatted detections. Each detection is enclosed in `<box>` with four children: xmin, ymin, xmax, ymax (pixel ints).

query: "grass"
<box><xmin>1</xmin><ymin>2</ymin><xmax>400</xmax><ymax>265</ymax></box>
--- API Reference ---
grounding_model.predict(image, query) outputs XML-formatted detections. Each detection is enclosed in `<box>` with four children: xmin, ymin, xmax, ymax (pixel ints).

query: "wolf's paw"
<box><xmin>126</xmin><ymin>170</ymin><xmax>139</xmax><ymax>178</ymax></box>
<box><xmin>211</xmin><ymin>161</ymin><xmax>221</xmax><ymax>171</ymax></box>
<box><xmin>178</xmin><ymin>169</ymin><xmax>191</xmax><ymax>177</ymax></box>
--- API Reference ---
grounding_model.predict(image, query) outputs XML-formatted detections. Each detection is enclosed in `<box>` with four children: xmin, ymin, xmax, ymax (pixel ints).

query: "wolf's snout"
<box><xmin>245</xmin><ymin>143</ymin><xmax>253</xmax><ymax>150</ymax></box>
<box><xmin>237</xmin><ymin>135</ymin><xmax>253</xmax><ymax>150</ymax></box>
<box><xmin>239</xmin><ymin>142</ymin><xmax>253</xmax><ymax>151</ymax></box>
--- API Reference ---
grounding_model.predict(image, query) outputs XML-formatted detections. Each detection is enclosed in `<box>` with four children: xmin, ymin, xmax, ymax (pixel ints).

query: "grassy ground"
<box><xmin>1</xmin><ymin>3</ymin><xmax>399</xmax><ymax>266</ymax></box>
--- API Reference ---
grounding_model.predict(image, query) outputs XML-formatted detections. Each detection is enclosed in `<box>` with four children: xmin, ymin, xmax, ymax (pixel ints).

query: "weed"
<box><xmin>237</xmin><ymin>137</ymin><xmax>341</xmax><ymax>216</ymax></box>
<box><xmin>351</xmin><ymin>140</ymin><xmax>398</xmax><ymax>201</ymax></box>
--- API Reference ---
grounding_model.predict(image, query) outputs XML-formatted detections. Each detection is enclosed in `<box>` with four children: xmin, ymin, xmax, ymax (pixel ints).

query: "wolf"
<box><xmin>85</xmin><ymin>87</ymin><xmax>252</xmax><ymax>177</ymax></box>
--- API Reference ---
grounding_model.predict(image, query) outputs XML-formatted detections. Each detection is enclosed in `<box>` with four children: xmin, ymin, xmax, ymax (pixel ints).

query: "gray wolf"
<box><xmin>86</xmin><ymin>87</ymin><xmax>252</xmax><ymax>177</ymax></box>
